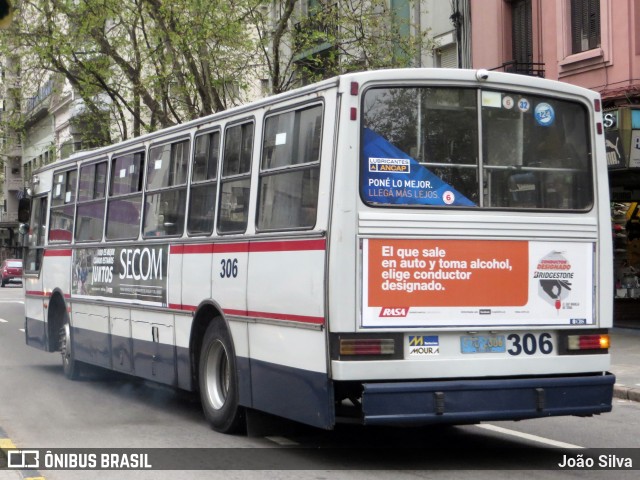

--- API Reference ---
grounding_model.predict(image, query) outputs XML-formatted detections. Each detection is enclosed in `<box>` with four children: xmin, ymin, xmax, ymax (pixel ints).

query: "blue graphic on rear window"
<box><xmin>362</xmin><ymin>128</ymin><xmax>476</xmax><ymax>207</ymax></box>
<box><xmin>534</xmin><ymin>103</ymin><xmax>555</xmax><ymax>127</ymax></box>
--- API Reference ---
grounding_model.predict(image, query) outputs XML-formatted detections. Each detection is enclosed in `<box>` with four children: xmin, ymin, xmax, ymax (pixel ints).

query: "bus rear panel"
<box><xmin>327</xmin><ymin>70</ymin><xmax>614</xmax><ymax>426</ymax></box>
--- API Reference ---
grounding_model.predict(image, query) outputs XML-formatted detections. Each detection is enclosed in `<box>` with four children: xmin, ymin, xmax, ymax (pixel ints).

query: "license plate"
<box><xmin>460</xmin><ymin>335</ymin><xmax>506</xmax><ymax>354</ymax></box>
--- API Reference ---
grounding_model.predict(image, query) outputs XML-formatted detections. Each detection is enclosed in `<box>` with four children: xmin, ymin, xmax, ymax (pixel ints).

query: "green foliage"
<box><xmin>0</xmin><ymin>0</ymin><xmax>433</xmax><ymax>144</ymax></box>
<box><xmin>0</xmin><ymin>0</ymin><xmax>259</xmax><ymax>142</ymax></box>
<box><xmin>249</xmin><ymin>0</ymin><xmax>433</xmax><ymax>94</ymax></box>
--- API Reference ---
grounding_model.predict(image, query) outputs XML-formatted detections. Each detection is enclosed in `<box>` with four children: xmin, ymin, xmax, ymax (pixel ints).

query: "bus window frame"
<box><xmin>256</xmin><ymin>101</ymin><xmax>324</xmax><ymax>233</ymax></box>
<box><xmin>24</xmin><ymin>194</ymin><xmax>48</xmax><ymax>275</ymax></box>
<box><xmin>217</xmin><ymin>118</ymin><xmax>255</xmax><ymax>236</ymax></box>
<box><xmin>74</xmin><ymin>159</ymin><xmax>109</xmax><ymax>243</ymax></box>
<box><xmin>187</xmin><ymin>128</ymin><xmax>222</xmax><ymax>237</ymax></box>
<box><xmin>143</xmin><ymin>136</ymin><xmax>191</xmax><ymax>239</ymax></box>
<box><xmin>105</xmin><ymin>148</ymin><xmax>146</xmax><ymax>241</ymax></box>
<box><xmin>49</xmin><ymin>167</ymin><xmax>78</xmax><ymax>245</ymax></box>
<box><xmin>358</xmin><ymin>84</ymin><xmax>595</xmax><ymax>213</ymax></box>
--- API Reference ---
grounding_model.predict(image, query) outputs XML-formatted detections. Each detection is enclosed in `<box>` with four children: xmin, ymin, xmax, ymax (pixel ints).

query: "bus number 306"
<box><xmin>220</xmin><ymin>258</ymin><xmax>238</xmax><ymax>278</ymax></box>
<box><xmin>507</xmin><ymin>333</ymin><xmax>553</xmax><ymax>356</ymax></box>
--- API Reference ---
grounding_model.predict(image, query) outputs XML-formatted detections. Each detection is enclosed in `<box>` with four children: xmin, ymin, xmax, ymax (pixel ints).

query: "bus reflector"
<box><xmin>567</xmin><ymin>334</ymin><xmax>610</xmax><ymax>351</ymax></box>
<box><xmin>340</xmin><ymin>338</ymin><xmax>395</xmax><ymax>355</ymax></box>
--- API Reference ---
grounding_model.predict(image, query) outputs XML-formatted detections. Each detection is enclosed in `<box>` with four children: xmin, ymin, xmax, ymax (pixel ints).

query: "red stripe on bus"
<box><xmin>179</xmin><ymin>244</ymin><xmax>212</xmax><ymax>254</ymax></box>
<box><xmin>173</xmin><ymin>243</ymin><xmax>249</xmax><ymax>255</ymax></box>
<box><xmin>246</xmin><ymin>310</ymin><xmax>325</xmax><ymax>324</ymax></box>
<box><xmin>44</xmin><ymin>249</ymin><xmax>72</xmax><ymax>257</ymax></box>
<box><xmin>249</xmin><ymin>239</ymin><xmax>326</xmax><ymax>252</ymax></box>
<box><xmin>168</xmin><ymin>303</ymin><xmax>198</xmax><ymax>312</ymax></box>
<box><xmin>25</xmin><ymin>290</ymin><xmax>48</xmax><ymax>297</ymax></box>
<box><xmin>24</xmin><ymin>290</ymin><xmax>70</xmax><ymax>299</ymax></box>
<box><xmin>169</xmin><ymin>304</ymin><xmax>324</xmax><ymax>325</ymax></box>
<box><xmin>214</xmin><ymin>243</ymin><xmax>250</xmax><ymax>253</ymax></box>
<box><xmin>173</xmin><ymin>239</ymin><xmax>326</xmax><ymax>255</ymax></box>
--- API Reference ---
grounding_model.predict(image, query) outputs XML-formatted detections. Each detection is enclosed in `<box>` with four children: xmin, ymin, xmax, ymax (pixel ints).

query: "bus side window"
<box><xmin>75</xmin><ymin>161</ymin><xmax>107</xmax><ymax>242</ymax></box>
<box><xmin>106</xmin><ymin>151</ymin><xmax>145</xmax><ymax>240</ymax></box>
<box><xmin>49</xmin><ymin>169</ymin><xmax>77</xmax><ymax>244</ymax></box>
<box><xmin>257</xmin><ymin>104</ymin><xmax>322</xmax><ymax>231</ymax></box>
<box><xmin>25</xmin><ymin>196</ymin><xmax>48</xmax><ymax>273</ymax></box>
<box><xmin>143</xmin><ymin>139</ymin><xmax>189</xmax><ymax>238</ymax></box>
<box><xmin>218</xmin><ymin>122</ymin><xmax>253</xmax><ymax>234</ymax></box>
<box><xmin>188</xmin><ymin>131</ymin><xmax>220</xmax><ymax>236</ymax></box>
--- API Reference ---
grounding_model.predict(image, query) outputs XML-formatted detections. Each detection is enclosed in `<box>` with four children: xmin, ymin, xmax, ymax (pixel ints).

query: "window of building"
<box><xmin>571</xmin><ymin>0</ymin><xmax>600</xmax><ymax>53</ymax></box>
<box><xmin>512</xmin><ymin>0</ymin><xmax>533</xmax><ymax>65</ymax></box>
<box><xmin>435</xmin><ymin>43</ymin><xmax>458</xmax><ymax>69</ymax></box>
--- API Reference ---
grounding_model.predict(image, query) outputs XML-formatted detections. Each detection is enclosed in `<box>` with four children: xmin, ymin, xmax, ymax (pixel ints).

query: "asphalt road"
<box><xmin>1</xmin><ymin>285</ymin><xmax>640</xmax><ymax>479</ymax></box>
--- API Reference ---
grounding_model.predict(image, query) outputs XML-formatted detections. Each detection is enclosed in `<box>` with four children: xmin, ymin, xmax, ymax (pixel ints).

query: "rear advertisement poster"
<box><xmin>72</xmin><ymin>245</ymin><xmax>168</xmax><ymax>306</ymax></box>
<box><xmin>362</xmin><ymin>238</ymin><xmax>593</xmax><ymax>327</ymax></box>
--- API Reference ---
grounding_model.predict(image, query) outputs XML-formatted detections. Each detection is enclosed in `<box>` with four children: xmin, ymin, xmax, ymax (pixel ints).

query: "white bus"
<box><xmin>21</xmin><ymin>68</ymin><xmax>615</xmax><ymax>433</ymax></box>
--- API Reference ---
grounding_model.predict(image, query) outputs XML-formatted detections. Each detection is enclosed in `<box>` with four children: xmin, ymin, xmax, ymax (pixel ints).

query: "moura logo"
<box><xmin>379</xmin><ymin>307</ymin><xmax>408</xmax><ymax>317</ymax></box>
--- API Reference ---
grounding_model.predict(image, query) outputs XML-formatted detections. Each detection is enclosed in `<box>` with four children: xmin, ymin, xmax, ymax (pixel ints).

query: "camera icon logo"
<box><xmin>7</xmin><ymin>450</ymin><xmax>40</xmax><ymax>469</ymax></box>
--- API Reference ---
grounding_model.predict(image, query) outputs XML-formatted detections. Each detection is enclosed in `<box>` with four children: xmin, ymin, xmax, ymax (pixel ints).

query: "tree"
<box><xmin>1</xmin><ymin>0</ymin><xmax>259</xmax><ymax>143</ymax></box>
<box><xmin>249</xmin><ymin>0</ymin><xmax>433</xmax><ymax>95</ymax></box>
<box><xmin>0</xmin><ymin>1</ymin><xmax>433</xmax><ymax>145</ymax></box>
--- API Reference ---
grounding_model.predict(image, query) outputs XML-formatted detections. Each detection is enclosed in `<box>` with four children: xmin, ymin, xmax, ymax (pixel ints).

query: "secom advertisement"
<box><xmin>72</xmin><ymin>245</ymin><xmax>168</xmax><ymax>306</ymax></box>
<box><xmin>362</xmin><ymin>238</ymin><xmax>594</xmax><ymax>328</ymax></box>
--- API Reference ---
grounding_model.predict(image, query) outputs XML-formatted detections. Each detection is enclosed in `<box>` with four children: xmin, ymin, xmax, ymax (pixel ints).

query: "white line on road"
<box><xmin>265</xmin><ymin>436</ymin><xmax>300</xmax><ymax>446</ymax></box>
<box><xmin>0</xmin><ymin>319</ymin><xmax>7</xmax><ymax>323</ymax></box>
<box><xmin>0</xmin><ymin>300</ymin><xmax>24</xmax><ymax>304</ymax></box>
<box><xmin>476</xmin><ymin>424</ymin><xmax>584</xmax><ymax>449</ymax></box>
<box><xmin>18</xmin><ymin>328</ymin><xmax>25</xmax><ymax>332</ymax></box>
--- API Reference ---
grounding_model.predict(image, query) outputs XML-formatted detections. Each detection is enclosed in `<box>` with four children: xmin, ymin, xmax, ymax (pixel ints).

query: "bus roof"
<box><xmin>34</xmin><ymin>68</ymin><xmax>600</xmax><ymax>175</ymax></box>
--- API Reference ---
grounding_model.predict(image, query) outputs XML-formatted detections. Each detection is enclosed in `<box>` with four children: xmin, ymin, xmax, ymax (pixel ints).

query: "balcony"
<box><xmin>24</xmin><ymin>79</ymin><xmax>54</xmax><ymax>127</ymax></box>
<box><xmin>490</xmin><ymin>60</ymin><xmax>545</xmax><ymax>78</ymax></box>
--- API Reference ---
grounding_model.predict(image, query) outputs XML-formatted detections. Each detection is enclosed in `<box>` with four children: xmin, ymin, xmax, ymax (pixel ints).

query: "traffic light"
<box><xmin>0</xmin><ymin>0</ymin><xmax>12</xmax><ymax>29</ymax></box>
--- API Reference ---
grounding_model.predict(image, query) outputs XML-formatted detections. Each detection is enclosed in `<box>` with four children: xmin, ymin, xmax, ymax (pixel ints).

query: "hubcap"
<box><xmin>61</xmin><ymin>323</ymin><xmax>71</xmax><ymax>366</ymax></box>
<box><xmin>204</xmin><ymin>340</ymin><xmax>230</xmax><ymax>410</ymax></box>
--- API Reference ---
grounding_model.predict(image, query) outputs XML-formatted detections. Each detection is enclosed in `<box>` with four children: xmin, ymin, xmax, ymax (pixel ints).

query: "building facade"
<box><xmin>470</xmin><ymin>0</ymin><xmax>640</xmax><ymax>310</ymax></box>
<box><xmin>24</xmin><ymin>1</ymin><xmax>640</xmax><ymax>268</ymax></box>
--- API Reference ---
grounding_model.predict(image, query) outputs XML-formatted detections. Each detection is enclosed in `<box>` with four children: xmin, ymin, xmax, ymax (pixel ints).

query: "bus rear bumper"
<box><xmin>361</xmin><ymin>373</ymin><xmax>615</xmax><ymax>426</ymax></box>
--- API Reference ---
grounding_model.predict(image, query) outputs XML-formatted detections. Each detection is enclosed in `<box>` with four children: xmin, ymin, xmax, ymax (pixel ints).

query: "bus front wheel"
<box><xmin>199</xmin><ymin>320</ymin><xmax>245</xmax><ymax>434</ymax></box>
<box><xmin>60</xmin><ymin>320</ymin><xmax>81</xmax><ymax>380</ymax></box>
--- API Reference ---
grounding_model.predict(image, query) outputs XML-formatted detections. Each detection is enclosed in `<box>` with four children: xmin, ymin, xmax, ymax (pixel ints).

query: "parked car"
<box><xmin>1</xmin><ymin>259</ymin><xmax>23</xmax><ymax>287</ymax></box>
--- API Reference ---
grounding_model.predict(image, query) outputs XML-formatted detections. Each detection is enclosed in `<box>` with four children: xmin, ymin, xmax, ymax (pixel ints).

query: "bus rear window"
<box><xmin>361</xmin><ymin>87</ymin><xmax>593</xmax><ymax>210</ymax></box>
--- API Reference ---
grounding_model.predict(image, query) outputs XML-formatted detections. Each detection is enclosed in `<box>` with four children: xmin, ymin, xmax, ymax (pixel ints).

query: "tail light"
<box><xmin>339</xmin><ymin>338</ymin><xmax>395</xmax><ymax>355</ymax></box>
<box><xmin>566</xmin><ymin>334</ymin><xmax>609</xmax><ymax>351</ymax></box>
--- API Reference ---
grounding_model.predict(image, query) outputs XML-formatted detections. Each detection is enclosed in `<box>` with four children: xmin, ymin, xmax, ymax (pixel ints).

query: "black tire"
<box><xmin>199</xmin><ymin>320</ymin><xmax>246</xmax><ymax>434</ymax></box>
<box><xmin>60</xmin><ymin>318</ymin><xmax>81</xmax><ymax>380</ymax></box>
<box><xmin>1</xmin><ymin>280</ymin><xmax>5</xmax><ymax>287</ymax></box>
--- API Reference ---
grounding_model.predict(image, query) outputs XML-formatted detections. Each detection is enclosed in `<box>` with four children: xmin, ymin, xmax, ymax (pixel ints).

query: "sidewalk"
<box><xmin>610</xmin><ymin>327</ymin><xmax>640</xmax><ymax>402</ymax></box>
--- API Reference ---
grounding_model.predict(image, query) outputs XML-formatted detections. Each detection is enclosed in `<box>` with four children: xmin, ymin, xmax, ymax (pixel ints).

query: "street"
<box><xmin>1</xmin><ymin>285</ymin><xmax>640</xmax><ymax>479</ymax></box>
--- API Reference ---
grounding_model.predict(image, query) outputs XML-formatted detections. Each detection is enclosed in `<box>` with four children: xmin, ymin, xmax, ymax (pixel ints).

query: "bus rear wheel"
<box><xmin>199</xmin><ymin>320</ymin><xmax>245</xmax><ymax>434</ymax></box>
<box><xmin>60</xmin><ymin>320</ymin><xmax>81</xmax><ymax>380</ymax></box>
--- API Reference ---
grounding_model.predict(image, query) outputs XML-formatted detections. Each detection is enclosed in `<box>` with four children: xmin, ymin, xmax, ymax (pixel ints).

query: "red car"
<box><xmin>1</xmin><ymin>259</ymin><xmax>23</xmax><ymax>287</ymax></box>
